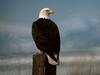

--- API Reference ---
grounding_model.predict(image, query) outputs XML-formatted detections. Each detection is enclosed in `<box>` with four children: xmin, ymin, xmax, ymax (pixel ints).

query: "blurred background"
<box><xmin>0</xmin><ymin>0</ymin><xmax>100</xmax><ymax>75</ymax></box>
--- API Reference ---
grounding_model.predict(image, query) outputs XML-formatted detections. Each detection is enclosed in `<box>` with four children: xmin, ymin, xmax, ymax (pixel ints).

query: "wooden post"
<box><xmin>32</xmin><ymin>53</ymin><xmax>56</xmax><ymax>75</ymax></box>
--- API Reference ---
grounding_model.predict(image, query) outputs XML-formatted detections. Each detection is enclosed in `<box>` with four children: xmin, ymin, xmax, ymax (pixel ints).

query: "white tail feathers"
<box><xmin>46</xmin><ymin>54</ymin><xmax>58</xmax><ymax>65</ymax></box>
<box><xmin>54</xmin><ymin>54</ymin><xmax>57</xmax><ymax>59</ymax></box>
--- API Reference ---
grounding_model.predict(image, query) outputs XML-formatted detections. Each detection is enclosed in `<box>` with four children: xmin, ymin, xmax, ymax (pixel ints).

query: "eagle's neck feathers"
<box><xmin>39</xmin><ymin>14</ymin><xmax>49</xmax><ymax>19</ymax></box>
<box><xmin>39</xmin><ymin>11</ymin><xmax>49</xmax><ymax>19</ymax></box>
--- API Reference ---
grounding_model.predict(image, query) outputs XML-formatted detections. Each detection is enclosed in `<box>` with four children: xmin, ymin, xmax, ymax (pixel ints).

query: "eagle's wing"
<box><xmin>32</xmin><ymin>22</ymin><xmax>48</xmax><ymax>48</ymax></box>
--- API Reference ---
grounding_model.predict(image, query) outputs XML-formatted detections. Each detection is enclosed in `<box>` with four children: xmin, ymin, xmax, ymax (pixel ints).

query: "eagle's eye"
<box><xmin>46</xmin><ymin>10</ymin><xmax>50</xmax><ymax>12</ymax></box>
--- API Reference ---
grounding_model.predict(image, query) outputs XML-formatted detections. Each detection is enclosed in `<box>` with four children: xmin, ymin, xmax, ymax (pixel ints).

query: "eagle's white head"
<box><xmin>39</xmin><ymin>8</ymin><xmax>54</xmax><ymax>19</ymax></box>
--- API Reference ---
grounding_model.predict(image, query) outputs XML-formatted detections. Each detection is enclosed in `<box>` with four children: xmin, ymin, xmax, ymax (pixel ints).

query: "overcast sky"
<box><xmin>0</xmin><ymin>0</ymin><xmax>100</xmax><ymax>54</ymax></box>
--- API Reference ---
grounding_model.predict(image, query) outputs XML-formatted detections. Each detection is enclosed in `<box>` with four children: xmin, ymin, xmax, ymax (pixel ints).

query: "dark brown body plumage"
<box><xmin>32</xmin><ymin>18</ymin><xmax>60</xmax><ymax>62</ymax></box>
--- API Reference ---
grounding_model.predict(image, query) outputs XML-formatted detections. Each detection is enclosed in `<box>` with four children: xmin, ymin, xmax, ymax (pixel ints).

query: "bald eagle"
<box><xmin>32</xmin><ymin>8</ymin><xmax>60</xmax><ymax>65</ymax></box>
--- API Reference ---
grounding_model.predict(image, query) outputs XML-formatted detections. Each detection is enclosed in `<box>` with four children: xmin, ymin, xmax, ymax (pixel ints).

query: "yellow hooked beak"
<box><xmin>48</xmin><ymin>9</ymin><xmax>54</xmax><ymax>14</ymax></box>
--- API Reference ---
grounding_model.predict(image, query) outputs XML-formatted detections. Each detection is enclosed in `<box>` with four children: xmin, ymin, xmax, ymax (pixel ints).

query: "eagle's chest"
<box><xmin>37</xmin><ymin>22</ymin><xmax>53</xmax><ymax>33</ymax></box>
